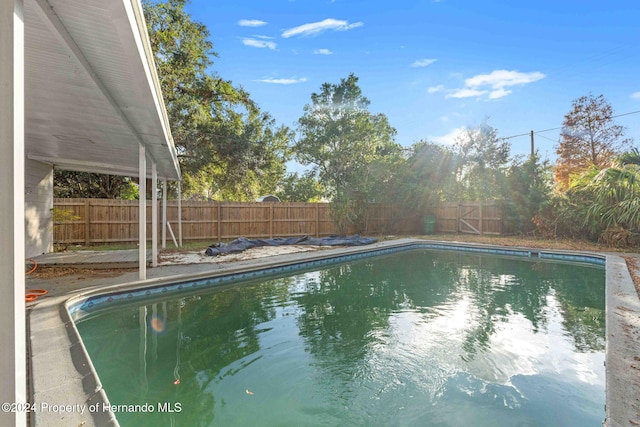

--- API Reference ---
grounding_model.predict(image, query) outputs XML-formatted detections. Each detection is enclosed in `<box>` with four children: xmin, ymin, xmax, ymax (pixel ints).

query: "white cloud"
<box><xmin>446</xmin><ymin>88</ymin><xmax>488</xmax><ymax>99</ymax></box>
<box><xmin>242</xmin><ymin>38</ymin><xmax>277</xmax><ymax>50</ymax></box>
<box><xmin>441</xmin><ymin>69</ymin><xmax>545</xmax><ymax>100</ymax></box>
<box><xmin>488</xmin><ymin>88</ymin><xmax>512</xmax><ymax>99</ymax></box>
<box><xmin>464</xmin><ymin>69</ymin><xmax>545</xmax><ymax>89</ymax></box>
<box><xmin>282</xmin><ymin>18</ymin><xmax>363</xmax><ymax>38</ymax></box>
<box><xmin>314</xmin><ymin>48</ymin><xmax>333</xmax><ymax>55</ymax></box>
<box><xmin>411</xmin><ymin>58</ymin><xmax>437</xmax><ymax>68</ymax></box>
<box><xmin>431</xmin><ymin>127</ymin><xmax>466</xmax><ymax>145</ymax></box>
<box><xmin>239</xmin><ymin>19</ymin><xmax>267</xmax><ymax>27</ymax></box>
<box><xmin>632</xmin><ymin>91</ymin><xmax>640</xmax><ymax>99</ymax></box>
<box><xmin>257</xmin><ymin>77</ymin><xmax>308</xmax><ymax>85</ymax></box>
<box><xmin>427</xmin><ymin>85</ymin><xmax>445</xmax><ymax>94</ymax></box>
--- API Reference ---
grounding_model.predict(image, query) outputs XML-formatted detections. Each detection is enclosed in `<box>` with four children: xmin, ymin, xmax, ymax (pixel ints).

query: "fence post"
<box><xmin>217</xmin><ymin>202</ymin><xmax>221</xmax><ymax>242</ymax></box>
<box><xmin>315</xmin><ymin>203</ymin><xmax>320</xmax><ymax>237</ymax></box>
<box><xmin>479</xmin><ymin>200</ymin><xmax>483</xmax><ymax>235</ymax></box>
<box><xmin>500</xmin><ymin>201</ymin><xmax>504</xmax><ymax>235</ymax></box>
<box><xmin>269</xmin><ymin>203</ymin><xmax>273</xmax><ymax>238</ymax></box>
<box><xmin>84</xmin><ymin>199</ymin><xmax>90</xmax><ymax>245</ymax></box>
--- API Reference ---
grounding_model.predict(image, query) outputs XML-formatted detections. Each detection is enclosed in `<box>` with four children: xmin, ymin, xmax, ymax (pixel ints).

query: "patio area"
<box><xmin>31</xmin><ymin>250</ymin><xmax>147</xmax><ymax>270</ymax></box>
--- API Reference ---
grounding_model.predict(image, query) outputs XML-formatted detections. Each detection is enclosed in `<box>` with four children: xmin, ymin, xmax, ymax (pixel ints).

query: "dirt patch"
<box><xmin>28</xmin><ymin>245</ymin><xmax>326</xmax><ymax>280</ymax></box>
<box><xmin>417</xmin><ymin>233</ymin><xmax>636</xmax><ymax>253</ymax></box>
<box><xmin>27</xmin><ymin>266</ymin><xmax>135</xmax><ymax>280</ymax></box>
<box><xmin>158</xmin><ymin>245</ymin><xmax>326</xmax><ymax>265</ymax></box>
<box><xmin>623</xmin><ymin>256</ymin><xmax>640</xmax><ymax>297</ymax></box>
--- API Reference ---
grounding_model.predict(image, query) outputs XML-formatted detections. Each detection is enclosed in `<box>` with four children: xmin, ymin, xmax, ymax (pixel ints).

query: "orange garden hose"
<box><xmin>25</xmin><ymin>259</ymin><xmax>46</xmax><ymax>302</ymax></box>
<box><xmin>26</xmin><ymin>258</ymin><xmax>37</xmax><ymax>275</ymax></box>
<box><xmin>25</xmin><ymin>289</ymin><xmax>47</xmax><ymax>303</ymax></box>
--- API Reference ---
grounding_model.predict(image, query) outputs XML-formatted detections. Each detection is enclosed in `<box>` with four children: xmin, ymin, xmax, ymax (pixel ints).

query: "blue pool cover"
<box><xmin>205</xmin><ymin>235</ymin><xmax>378</xmax><ymax>256</ymax></box>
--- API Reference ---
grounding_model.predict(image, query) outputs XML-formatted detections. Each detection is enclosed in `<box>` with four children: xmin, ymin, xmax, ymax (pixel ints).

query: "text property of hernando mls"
<box><xmin>1</xmin><ymin>402</ymin><xmax>182</xmax><ymax>414</ymax></box>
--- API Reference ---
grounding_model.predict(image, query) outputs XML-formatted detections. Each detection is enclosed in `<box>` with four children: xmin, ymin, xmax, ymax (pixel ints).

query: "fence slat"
<box><xmin>53</xmin><ymin>199</ymin><xmax>420</xmax><ymax>245</ymax></box>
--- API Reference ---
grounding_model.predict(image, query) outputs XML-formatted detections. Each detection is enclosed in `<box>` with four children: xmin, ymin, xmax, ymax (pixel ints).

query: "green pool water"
<box><xmin>75</xmin><ymin>249</ymin><xmax>605</xmax><ymax>426</ymax></box>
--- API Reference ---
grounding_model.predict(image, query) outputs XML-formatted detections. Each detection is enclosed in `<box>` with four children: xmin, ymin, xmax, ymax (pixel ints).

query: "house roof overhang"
<box><xmin>24</xmin><ymin>0</ymin><xmax>180</xmax><ymax>180</ymax></box>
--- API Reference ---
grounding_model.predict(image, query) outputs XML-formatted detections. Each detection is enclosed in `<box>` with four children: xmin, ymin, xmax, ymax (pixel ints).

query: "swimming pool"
<box><xmin>74</xmin><ymin>248</ymin><xmax>605</xmax><ymax>426</ymax></box>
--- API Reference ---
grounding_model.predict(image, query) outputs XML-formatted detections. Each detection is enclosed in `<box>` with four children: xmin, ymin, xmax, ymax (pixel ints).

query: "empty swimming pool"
<box><xmin>74</xmin><ymin>248</ymin><xmax>605</xmax><ymax>426</ymax></box>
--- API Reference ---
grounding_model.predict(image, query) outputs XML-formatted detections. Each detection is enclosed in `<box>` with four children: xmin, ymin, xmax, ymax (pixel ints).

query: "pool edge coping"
<box><xmin>28</xmin><ymin>238</ymin><xmax>638</xmax><ymax>426</ymax></box>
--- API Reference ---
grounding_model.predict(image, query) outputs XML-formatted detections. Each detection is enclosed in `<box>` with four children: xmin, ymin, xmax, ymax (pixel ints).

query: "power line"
<box><xmin>535</xmin><ymin>134</ymin><xmax>557</xmax><ymax>143</ymax></box>
<box><xmin>612</xmin><ymin>109</ymin><xmax>640</xmax><ymax>119</ymax></box>
<box><xmin>534</xmin><ymin>126</ymin><xmax>562</xmax><ymax>134</ymax></box>
<box><xmin>502</xmin><ymin>109</ymin><xmax>640</xmax><ymax>141</ymax></box>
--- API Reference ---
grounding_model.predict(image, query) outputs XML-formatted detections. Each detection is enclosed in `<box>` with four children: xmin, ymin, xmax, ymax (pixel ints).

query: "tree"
<box><xmin>618</xmin><ymin>148</ymin><xmax>640</xmax><ymax>166</ymax></box>
<box><xmin>295</xmin><ymin>74</ymin><xmax>402</xmax><ymax>232</ymax></box>
<box><xmin>555</xmin><ymin>94</ymin><xmax>632</xmax><ymax>188</ymax></box>
<box><xmin>54</xmin><ymin>171</ymin><xmax>138</xmax><ymax>199</ymax></box>
<box><xmin>276</xmin><ymin>172</ymin><xmax>325</xmax><ymax>202</ymax></box>
<box><xmin>569</xmin><ymin>163</ymin><xmax>640</xmax><ymax>245</ymax></box>
<box><xmin>387</xmin><ymin>141</ymin><xmax>458</xmax><ymax>213</ymax></box>
<box><xmin>506</xmin><ymin>153</ymin><xmax>551</xmax><ymax>233</ymax></box>
<box><xmin>452</xmin><ymin>122</ymin><xmax>510</xmax><ymax>200</ymax></box>
<box><xmin>143</xmin><ymin>0</ymin><xmax>291</xmax><ymax>200</ymax></box>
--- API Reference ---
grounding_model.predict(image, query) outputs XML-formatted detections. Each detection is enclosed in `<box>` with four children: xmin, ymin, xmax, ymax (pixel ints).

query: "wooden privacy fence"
<box><xmin>52</xmin><ymin>199</ymin><xmax>415</xmax><ymax>245</ymax></box>
<box><xmin>435</xmin><ymin>201</ymin><xmax>508</xmax><ymax>235</ymax></box>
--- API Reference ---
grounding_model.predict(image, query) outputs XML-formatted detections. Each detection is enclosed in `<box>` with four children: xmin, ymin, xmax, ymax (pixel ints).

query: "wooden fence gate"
<box><xmin>436</xmin><ymin>201</ymin><xmax>504</xmax><ymax>235</ymax></box>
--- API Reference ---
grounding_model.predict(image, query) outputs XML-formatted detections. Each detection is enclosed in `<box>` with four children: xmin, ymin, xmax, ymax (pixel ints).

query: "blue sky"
<box><xmin>186</xmin><ymin>0</ymin><xmax>639</xmax><ymax>169</ymax></box>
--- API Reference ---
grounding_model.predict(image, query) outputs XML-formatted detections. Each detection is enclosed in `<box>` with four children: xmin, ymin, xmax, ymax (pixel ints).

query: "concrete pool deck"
<box><xmin>26</xmin><ymin>239</ymin><xmax>640</xmax><ymax>426</ymax></box>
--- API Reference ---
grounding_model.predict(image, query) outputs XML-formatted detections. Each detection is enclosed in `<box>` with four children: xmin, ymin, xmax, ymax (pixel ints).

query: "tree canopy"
<box><xmin>53</xmin><ymin>172</ymin><xmax>138</xmax><ymax>199</ymax></box>
<box><xmin>143</xmin><ymin>0</ymin><xmax>291</xmax><ymax>200</ymax></box>
<box><xmin>295</xmin><ymin>74</ymin><xmax>401</xmax><ymax>194</ymax></box>
<box><xmin>555</xmin><ymin>94</ymin><xmax>631</xmax><ymax>188</ymax></box>
<box><xmin>452</xmin><ymin>122</ymin><xmax>511</xmax><ymax>201</ymax></box>
<box><xmin>295</xmin><ymin>73</ymin><xmax>403</xmax><ymax>231</ymax></box>
<box><xmin>275</xmin><ymin>172</ymin><xmax>325</xmax><ymax>202</ymax></box>
<box><xmin>386</xmin><ymin>141</ymin><xmax>458</xmax><ymax>213</ymax></box>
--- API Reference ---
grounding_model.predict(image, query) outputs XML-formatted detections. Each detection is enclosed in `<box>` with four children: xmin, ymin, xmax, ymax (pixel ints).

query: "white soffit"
<box><xmin>24</xmin><ymin>0</ymin><xmax>180</xmax><ymax>180</ymax></box>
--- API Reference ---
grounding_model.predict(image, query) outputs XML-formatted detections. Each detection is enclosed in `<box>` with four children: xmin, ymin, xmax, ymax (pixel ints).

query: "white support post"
<box><xmin>0</xmin><ymin>1</ymin><xmax>27</xmax><ymax>426</ymax></box>
<box><xmin>151</xmin><ymin>162</ymin><xmax>158</xmax><ymax>267</ymax></box>
<box><xmin>139</xmin><ymin>143</ymin><xmax>147</xmax><ymax>280</ymax></box>
<box><xmin>162</xmin><ymin>178</ymin><xmax>167</xmax><ymax>249</ymax></box>
<box><xmin>178</xmin><ymin>180</ymin><xmax>182</xmax><ymax>247</ymax></box>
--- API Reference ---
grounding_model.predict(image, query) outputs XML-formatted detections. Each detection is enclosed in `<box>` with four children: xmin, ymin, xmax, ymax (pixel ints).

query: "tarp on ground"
<box><xmin>204</xmin><ymin>235</ymin><xmax>378</xmax><ymax>257</ymax></box>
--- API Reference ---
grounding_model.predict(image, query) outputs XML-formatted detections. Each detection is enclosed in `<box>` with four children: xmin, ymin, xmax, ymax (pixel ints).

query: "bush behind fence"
<box><xmin>53</xmin><ymin>199</ymin><xmax>421</xmax><ymax>245</ymax></box>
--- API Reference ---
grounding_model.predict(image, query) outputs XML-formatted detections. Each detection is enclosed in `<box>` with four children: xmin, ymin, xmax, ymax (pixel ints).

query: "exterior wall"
<box><xmin>24</xmin><ymin>159</ymin><xmax>53</xmax><ymax>257</ymax></box>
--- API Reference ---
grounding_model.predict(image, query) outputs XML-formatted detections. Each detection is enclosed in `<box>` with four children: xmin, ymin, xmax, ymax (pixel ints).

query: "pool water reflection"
<box><xmin>76</xmin><ymin>250</ymin><xmax>605</xmax><ymax>426</ymax></box>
